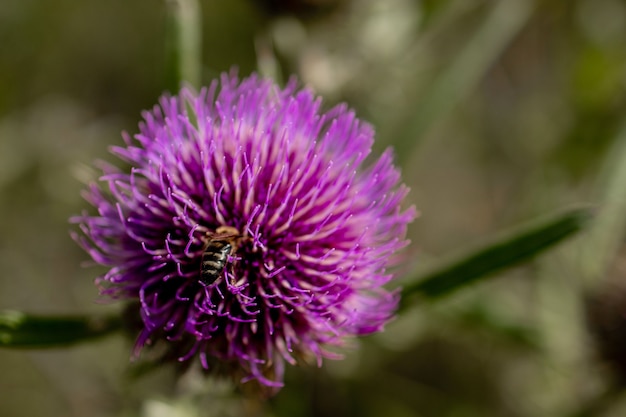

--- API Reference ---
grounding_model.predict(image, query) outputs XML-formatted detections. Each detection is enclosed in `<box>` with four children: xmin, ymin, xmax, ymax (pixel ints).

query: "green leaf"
<box><xmin>400</xmin><ymin>205</ymin><xmax>593</xmax><ymax>307</ymax></box>
<box><xmin>0</xmin><ymin>311</ymin><xmax>122</xmax><ymax>348</ymax></box>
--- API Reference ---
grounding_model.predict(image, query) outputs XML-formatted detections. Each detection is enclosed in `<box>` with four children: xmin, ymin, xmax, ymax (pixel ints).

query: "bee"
<box><xmin>200</xmin><ymin>226</ymin><xmax>242</xmax><ymax>286</ymax></box>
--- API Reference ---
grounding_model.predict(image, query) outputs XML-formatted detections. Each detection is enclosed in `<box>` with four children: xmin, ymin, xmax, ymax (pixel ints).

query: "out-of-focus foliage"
<box><xmin>1</xmin><ymin>0</ymin><xmax>626</xmax><ymax>416</ymax></box>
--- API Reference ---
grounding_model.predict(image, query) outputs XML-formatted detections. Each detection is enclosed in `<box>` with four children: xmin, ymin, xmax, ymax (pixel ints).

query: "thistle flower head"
<box><xmin>73</xmin><ymin>72</ymin><xmax>416</xmax><ymax>389</ymax></box>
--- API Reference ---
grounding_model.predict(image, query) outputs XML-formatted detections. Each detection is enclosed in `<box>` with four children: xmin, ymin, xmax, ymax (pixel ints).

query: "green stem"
<box><xmin>165</xmin><ymin>0</ymin><xmax>202</xmax><ymax>91</ymax></box>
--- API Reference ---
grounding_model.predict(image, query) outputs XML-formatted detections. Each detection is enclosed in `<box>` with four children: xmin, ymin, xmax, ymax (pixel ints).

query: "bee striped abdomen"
<box><xmin>200</xmin><ymin>240</ymin><xmax>233</xmax><ymax>286</ymax></box>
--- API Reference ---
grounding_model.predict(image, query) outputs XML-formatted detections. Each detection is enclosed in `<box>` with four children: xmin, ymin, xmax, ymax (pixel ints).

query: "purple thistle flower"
<box><xmin>72</xmin><ymin>72</ymin><xmax>416</xmax><ymax>390</ymax></box>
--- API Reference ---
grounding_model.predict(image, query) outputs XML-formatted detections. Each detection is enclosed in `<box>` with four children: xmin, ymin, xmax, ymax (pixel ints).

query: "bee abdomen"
<box><xmin>200</xmin><ymin>240</ymin><xmax>232</xmax><ymax>285</ymax></box>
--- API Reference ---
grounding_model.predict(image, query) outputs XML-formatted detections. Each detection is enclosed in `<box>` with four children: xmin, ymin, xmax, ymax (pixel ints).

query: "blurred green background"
<box><xmin>2</xmin><ymin>0</ymin><xmax>626</xmax><ymax>416</ymax></box>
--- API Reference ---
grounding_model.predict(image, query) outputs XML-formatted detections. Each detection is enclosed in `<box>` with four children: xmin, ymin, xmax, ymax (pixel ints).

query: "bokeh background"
<box><xmin>2</xmin><ymin>0</ymin><xmax>626</xmax><ymax>416</ymax></box>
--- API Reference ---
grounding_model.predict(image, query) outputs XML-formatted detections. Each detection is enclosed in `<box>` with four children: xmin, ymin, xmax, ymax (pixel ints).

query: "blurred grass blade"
<box><xmin>400</xmin><ymin>205</ymin><xmax>593</xmax><ymax>307</ymax></box>
<box><xmin>255</xmin><ymin>30</ymin><xmax>283</xmax><ymax>85</ymax></box>
<box><xmin>453</xmin><ymin>304</ymin><xmax>540</xmax><ymax>350</ymax></box>
<box><xmin>0</xmin><ymin>311</ymin><xmax>122</xmax><ymax>348</ymax></box>
<box><xmin>397</xmin><ymin>0</ymin><xmax>532</xmax><ymax>163</ymax></box>
<box><xmin>165</xmin><ymin>0</ymin><xmax>202</xmax><ymax>91</ymax></box>
<box><xmin>580</xmin><ymin>123</ymin><xmax>626</xmax><ymax>287</ymax></box>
